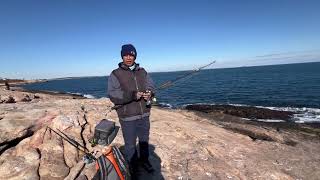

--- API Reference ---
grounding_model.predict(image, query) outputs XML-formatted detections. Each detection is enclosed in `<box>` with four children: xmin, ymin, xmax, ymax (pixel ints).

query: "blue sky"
<box><xmin>1</xmin><ymin>0</ymin><xmax>320</xmax><ymax>79</ymax></box>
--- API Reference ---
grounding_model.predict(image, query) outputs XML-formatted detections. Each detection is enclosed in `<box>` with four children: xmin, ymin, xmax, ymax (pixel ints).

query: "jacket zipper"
<box><xmin>133</xmin><ymin>71</ymin><xmax>144</xmax><ymax>115</ymax></box>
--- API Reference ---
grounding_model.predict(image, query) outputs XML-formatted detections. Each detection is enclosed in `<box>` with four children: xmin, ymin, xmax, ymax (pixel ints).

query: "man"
<box><xmin>107</xmin><ymin>44</ymin><xmax>155</xmax><ymax>176</ymax></box>
<box><xmin>4</xmin><ymin>81</ymin><xmax>10</xmax><ymax>90</ymax></box>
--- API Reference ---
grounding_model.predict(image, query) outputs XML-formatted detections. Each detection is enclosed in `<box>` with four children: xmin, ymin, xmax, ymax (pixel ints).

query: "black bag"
<box><xmin>92</xmin><ymin>146</ymin><xmax>131</xmax><ymax>180</ymax></box>
<box><xmin>93</xmin><ymin>119</ymin><xmax>119</xmax><ymax>146</ymax></box>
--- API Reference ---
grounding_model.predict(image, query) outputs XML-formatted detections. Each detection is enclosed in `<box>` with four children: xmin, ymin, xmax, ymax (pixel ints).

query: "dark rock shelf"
<box><xmin>185</xmin><ymin>104</ymin><xmax>294</xmax><ymax>121</ymax></box>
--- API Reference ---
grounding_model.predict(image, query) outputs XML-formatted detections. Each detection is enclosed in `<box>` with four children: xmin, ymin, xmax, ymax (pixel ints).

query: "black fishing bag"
<box><xmin>92</xmin><ymin>146</ymin><xmax>131</xmax><ymax>180</ymax></box>
<box><xmin>93</xmin><ymin>119</ymin><xmax>119</xmax><ymax>146</ymax></box>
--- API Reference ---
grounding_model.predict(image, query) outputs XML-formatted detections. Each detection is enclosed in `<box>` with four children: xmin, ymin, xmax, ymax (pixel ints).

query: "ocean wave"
<box><xmin>66</xmin><ymin>92</ymin><xmax>95</xmax><ymax>99</ymax></box>
<box><xmin>83</xmin><ymin>94</ymin><xmax>95</xmax><ymax>99</ymax></box>
<box><xmin>227</xmin><ymin>104</ymin><xmax>320</xmax><ymax>123</ymax></box>
<box><xmin>157</xmin><ymin>102</ymin><xmax>173</xmax><ymax>109</ymax></box>
<box><xmin>67</xmin><ymin>92</ymin><xmax>82</xmax><ymax>96</ymax></box>
<box><xmin>254</xmin><ymin>119</ymin><xmax>286</xmax><ymax>123</ymax></box>
<box><xmin>240</xmin><ymin>118</ymin><xmax>285</xmax><ymax>123</ymax></box>
<box><xmin>261</xmin><ymin>106</ymin><xmax>320</xmax><ymax>123</ymax></box>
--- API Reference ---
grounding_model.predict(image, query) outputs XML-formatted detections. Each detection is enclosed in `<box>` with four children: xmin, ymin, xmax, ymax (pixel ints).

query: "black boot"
<box><xmin>129</xmin><ymin>150</ymin><xmax>139</xmax><ymax>180</ymax></box>
<box><xmin>139</xmin><ymin>141</ymin><xmax>154</xmax><ymax>173</ymax></box>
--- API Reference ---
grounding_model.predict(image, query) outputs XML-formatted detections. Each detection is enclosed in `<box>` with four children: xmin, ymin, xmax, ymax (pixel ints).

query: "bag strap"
<box><xmin>112</xmin><ymin>146</ymin><xmax>130</xmax><ymax>178</ymax></box>
<box><xmin>104</xmin><ymin>146</ymin><xmax>125</xmax><ymax>180</ymax></box>
<box><xmin>97</xmin><ymin>156</ymin><xmax>107</xmax><ymax>180</ymax></box>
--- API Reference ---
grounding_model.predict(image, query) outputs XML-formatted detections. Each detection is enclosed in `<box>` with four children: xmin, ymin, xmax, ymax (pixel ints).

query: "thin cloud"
<box><xmin>225</xmin><ymin>50</ymin><xmax>320</xmax><ymax>64</ymax></box>
<box><xmin>254</xmin><ymin>49</ymin><xmax>320</xmax><ymax>58</ymax></box>
<box><xmin>212</xmin><ymin>50</ymin><xmax>320</xmax><ymax>69</ymax></box>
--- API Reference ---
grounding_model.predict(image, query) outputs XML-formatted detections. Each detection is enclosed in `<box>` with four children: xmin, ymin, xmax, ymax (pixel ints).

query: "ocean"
<box><xmin>22</xmin><ymin>62</ymin><xmax>320</xmax><ymax>123</ymax></box>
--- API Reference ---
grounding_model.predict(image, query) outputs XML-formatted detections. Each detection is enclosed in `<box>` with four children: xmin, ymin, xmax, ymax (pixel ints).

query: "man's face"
<box><xmin>122</xmin><ymin>54</ymin><xmax>135</xmax><ymax>66</ymax></box>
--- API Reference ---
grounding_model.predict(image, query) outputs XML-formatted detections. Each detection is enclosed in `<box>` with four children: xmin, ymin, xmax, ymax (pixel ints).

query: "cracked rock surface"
<box><xmin>0</xmin><ymin>88</ymin><xmax>320</xmax><ymax>180</ymax></box>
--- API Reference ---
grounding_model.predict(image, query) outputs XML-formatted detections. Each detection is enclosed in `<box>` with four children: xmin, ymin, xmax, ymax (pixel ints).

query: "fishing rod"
<box><xmin>109</xmin><ymin>60</ymin><xmax>216</xmax><ymax>111</ymax></box>
<box><xmin>156</xmin><ymin>60</ymin><xmax>216</xmax><ymax>91</ymax></box>
<box><xmin>57</xmin><ymin>129</ymin><xmax>88</xmax><ymax>151</ymax></box>
<box><xmin>46</xmin><ymin>126</ymin><xmax>96</xmax><ymax>163</ymax></box>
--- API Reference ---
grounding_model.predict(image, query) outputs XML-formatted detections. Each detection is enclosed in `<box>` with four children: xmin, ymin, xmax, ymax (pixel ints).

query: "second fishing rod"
<box><xmin>46</xmin><ymin>126</ymin><xmax>97</xmax><ymax>163</ymax></box>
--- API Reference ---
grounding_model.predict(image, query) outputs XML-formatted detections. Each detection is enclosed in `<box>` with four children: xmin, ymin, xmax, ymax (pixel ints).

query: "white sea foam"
<box><xmin>67</xmin><ymin>92</ymin><xmax>82</xmax><ymax>96</ymax></box>
<box><xmin>83</xmin><ymin>94</ymin><xmax>95</xmax><ymax>99</ymax></box>
<box><xmin>222</xmin><ymin>103</ymin><xmax>320</xmax><ymax>123</ymax></box>
<box><xmin>227</xmin><ymin>103</ymin><xmax>249</xmax><ymax>107</ymax></box>
<box><xmin>66</xmin><ymin>91</ymin><xmax>95</xmax><ymax>99</ymax></box>
<box><xmin>233</xmin><ymin>105</ymin><xmax>320</xmax><ymax>123</ymax></box>
<box><xmin>181</xmin><ymin>102</ymin><xmax>213</xmax><ymax>108</ymax></box>
<box><xmin>158</xmin><ymin>103</ymin><xmax>173</xmax><ymax>109</ymax></box>
<box><xmin>258</xmin><ymin>106</ymin><xmax>320</xmax><ymax>123</ymax></box>
<box><xmin>255</xmin><ymin>119</ymin><xmax>285</xmax><ymax>123</ymax></box>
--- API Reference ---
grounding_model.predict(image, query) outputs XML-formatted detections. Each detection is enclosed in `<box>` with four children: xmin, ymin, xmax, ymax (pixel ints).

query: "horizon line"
<box><xmin>4</xmin><ymin>60</ymin><xmax>317</xmax><ymax>81</ymax></box>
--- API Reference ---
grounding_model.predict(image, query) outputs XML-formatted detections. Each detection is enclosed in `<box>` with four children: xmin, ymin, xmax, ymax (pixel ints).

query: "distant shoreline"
<box><xmin>0</xmin><ymin>79</ymin><xmax>86</xmax><ymax>99</ymax></box>
<box><xmin>0</xmin><ymin>79</ymin><xmax>48</xmax><ymax>87</ymax></box>
<box><xmin>12</xmin><ymin>87</ymin><xmax>86</xmax><ymax>99</ymax></box>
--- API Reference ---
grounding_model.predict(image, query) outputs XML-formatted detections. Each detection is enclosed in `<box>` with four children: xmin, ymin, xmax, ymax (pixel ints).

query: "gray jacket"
<box><xmin>107</xmin><ymin>62</ymin><xmax>155</xmax><ymax>121</ymax></box>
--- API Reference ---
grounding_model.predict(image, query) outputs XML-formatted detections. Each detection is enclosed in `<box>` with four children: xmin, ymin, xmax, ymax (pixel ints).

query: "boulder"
<box><xmin>0</xmin><ymin>138</ymin><xmax>40</xmax><ymax>180</ymax></box>
<box><xmin>15</xmin><ymin>94</ymin><xmax>32</xmax><ymax>102</ymax></box>
<box><xmin>4</xmin><ymin>96</ymin><xmax>15</xmax><ymax>103</ymax></box>
<box><xmin>38</xmin><ymin>135</ymin><xmax>70</xmax><ymax>179</ymax></box>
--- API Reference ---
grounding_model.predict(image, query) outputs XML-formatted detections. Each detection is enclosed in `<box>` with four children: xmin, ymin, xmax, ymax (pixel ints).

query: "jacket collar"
<box><xmin>118</xmin><ymin>62</ymin><xmax>140</xmax><ymax>71</ymax></box>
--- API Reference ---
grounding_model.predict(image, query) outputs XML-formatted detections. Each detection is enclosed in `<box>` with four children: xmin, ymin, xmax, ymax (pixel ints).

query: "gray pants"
<box><xmin>120</xmin><ymin>116</ymin><xmax>150</xmax><ymax>161</ymax></box>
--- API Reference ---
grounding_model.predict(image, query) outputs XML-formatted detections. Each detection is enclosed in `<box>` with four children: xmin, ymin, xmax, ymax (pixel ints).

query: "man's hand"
<box><xmin>136</xmin><ymin>92</ymin><xmax>144</xmax><ymax>100</ymax></box>
<box><xmin>142</xmin><ymin>90</ymin><xmax>152</xmax><ymax>100</ymax></box>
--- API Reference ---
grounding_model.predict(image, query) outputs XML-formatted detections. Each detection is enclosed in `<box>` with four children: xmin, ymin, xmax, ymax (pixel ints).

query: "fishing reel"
<box><xmin>144</xmin><ymin>90</ymin><xmax>157</xmax><ymax>107</ymax></box>
<box><xmin>83</xmin><ymin>153</ymin><xmax>96</xmax><ymax>164</ymax></box>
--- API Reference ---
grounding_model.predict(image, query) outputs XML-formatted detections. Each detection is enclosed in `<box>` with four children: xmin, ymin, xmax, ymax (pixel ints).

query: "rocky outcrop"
<box><xmin>38</xmin><ymin>138</ymin><xmax>70</xmax><ymax>179</ymax></box>
<box><xmin>0</xmin><ymin>138</ymin><xmax>40</xmax><ymax>180</ymax></box>
<box><xmin>0</xmin><ymin>88</ymin><xmax>320</xmax><ymax>179</ymax></box>
<box><xmin>0</xmin><ymin>95</ymin><xmax>16</xmax><ymax>103</ymax></box>
<box><xmin>0</xmin><ymin>93</ymin><xmax>35</xmax><ymax>104</ymax></box>
<box><xmin>185</xmin><ymin>104</ymin><xmax>294</xmax><ymax>120</ymax></box>
<box><xmin>15</xmin><ymin>94</ymin><xmax>32</xmax><ymax>102</ymax></box>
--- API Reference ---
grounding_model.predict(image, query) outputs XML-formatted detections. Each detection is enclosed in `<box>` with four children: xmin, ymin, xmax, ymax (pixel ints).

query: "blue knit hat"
<box><xmin>121</xmin><ymin>44</ymin><xmax>137</xmax><ymax>59</ymax></box>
